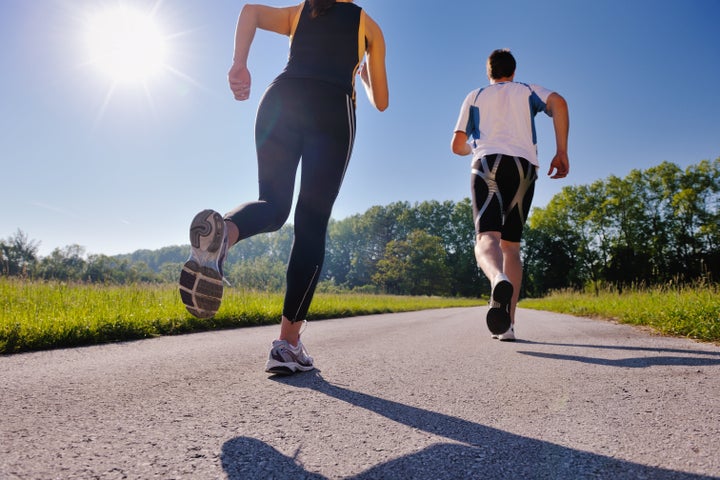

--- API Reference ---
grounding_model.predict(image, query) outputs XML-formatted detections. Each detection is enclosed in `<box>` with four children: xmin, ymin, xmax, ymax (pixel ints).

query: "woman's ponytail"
<box><xmin>308</xmin><ymin>0</ymin><xmax>335</xmax><ymax>18</ymax></box>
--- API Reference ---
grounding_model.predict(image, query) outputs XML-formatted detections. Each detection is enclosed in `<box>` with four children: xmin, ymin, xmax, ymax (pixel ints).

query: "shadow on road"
<box><xmin>516</xmin><ymin>341</ymin><xmax>720</xmax><ymax>368</ymax></box>
<box><xmin>221</xmin><ymin>371</ymin><xmax>717</xmax><ymax>479</ymax></box>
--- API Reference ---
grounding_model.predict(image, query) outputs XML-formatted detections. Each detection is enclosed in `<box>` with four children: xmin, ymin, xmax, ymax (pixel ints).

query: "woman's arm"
<box><xmin>360</xmin><ymin>12</ymin><xmax>389</xmax><ymax>111</ymax></box>
<box><xmin>228</xmin><ymin>4</ymin><xmax>301</xmax><ymax>101</ymax></box>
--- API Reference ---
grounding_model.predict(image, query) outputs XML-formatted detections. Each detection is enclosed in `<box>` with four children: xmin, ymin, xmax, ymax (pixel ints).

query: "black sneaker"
<box><xmin>486</xmin><ymin>274</ymin><xmax>513</xmax><ymax>335</ymax></box>
<box><xmin>179</xmin><ymin>209</ymin><xmax>228</xmax><ymax>318</ymax></box>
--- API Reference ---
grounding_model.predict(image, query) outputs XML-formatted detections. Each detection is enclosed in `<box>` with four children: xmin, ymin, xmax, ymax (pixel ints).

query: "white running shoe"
<box><xmin>492</xmin><ymin>326</ymin><xmax>516</xmax><ymax>342</ymax></box>
<box><xmin>265</xmin><ymin>339</ymin><xmax>315</xmax><ymax>375</ymax></box>
<box><xmin>179</xmin><ymin>209</ymin><xmax>228</xmax><ymax>318</ymax></box>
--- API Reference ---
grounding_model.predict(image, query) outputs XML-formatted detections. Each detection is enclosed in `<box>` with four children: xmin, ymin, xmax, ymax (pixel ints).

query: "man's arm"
<box><xmin>451</xmin><ymin>131</ymin><xmax>471</xmax><ymax>156</ymax></box>
<box><xmin>546</xmin><ymin>92</ymin><xmax>570</xmax><ymax>178</ymax></box>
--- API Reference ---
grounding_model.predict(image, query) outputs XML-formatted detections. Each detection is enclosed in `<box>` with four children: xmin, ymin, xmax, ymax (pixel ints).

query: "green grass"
<box><xmin>520</xmin><ymin>283</ymin><xmax>720</xmax><ymax>343</ymax></box>
<box><xmin>4</xmin><ymin>279</ymin><xmax>718</xmax><ymax>354</ymax></box>
<box><xmin>0</xmin><ymin>278</ymin><xmax>482</xmax><ymax>354</ymax></box>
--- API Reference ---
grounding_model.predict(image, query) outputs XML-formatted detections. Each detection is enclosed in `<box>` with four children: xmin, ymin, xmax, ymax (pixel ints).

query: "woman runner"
<box><xmin>179</xmin><ymin>0</ymin><xmax>389</xmax><ymax>374</ymax></box>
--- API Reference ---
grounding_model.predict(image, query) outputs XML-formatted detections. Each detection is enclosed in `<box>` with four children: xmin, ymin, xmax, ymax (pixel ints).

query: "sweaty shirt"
<box><xmin>275</xmin><ymin>1</ymin><xmax>364</xmax><ymax>100</ymax></box>
<box><xmin>454</xmin><ymin>81</ymin><xmax>554</xmax><ymax>167</ymax></box>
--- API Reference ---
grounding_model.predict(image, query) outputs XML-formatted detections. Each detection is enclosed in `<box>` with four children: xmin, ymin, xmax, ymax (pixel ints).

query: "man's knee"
<box><xmin>476</xmin><ymin>232</ymin><xmax>502</xmax><ymax>244</ymax></box>
<box><xmin>500</xmin><ymin>240</ymin><xmax>521</xmax><ymax>258</ymax></box>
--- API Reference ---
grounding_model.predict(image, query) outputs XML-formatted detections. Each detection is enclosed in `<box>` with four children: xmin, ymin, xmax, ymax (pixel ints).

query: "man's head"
<box><xmin>487</xmin><ymin>49</ymin><xmax>516</xmax><ymax>81</ymax></box>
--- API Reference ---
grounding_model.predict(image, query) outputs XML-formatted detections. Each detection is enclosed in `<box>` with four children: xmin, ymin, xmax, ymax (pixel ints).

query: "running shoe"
<box><xmin>492</xmin><ymin>325</ymin><xmax>516</xmax><ymax>341</ymax></box>
<box><xmin>179</xmin><ymin>209</ymin><xmax>228</xmax><ymax>318</ymax></box>
<box><xmin>265</xmin><ymin>339</ymin><xmax>315</xmax><ymax>375</ymax></box>
<box><xmin>486</xmin><ymin>274</ymin><xmax>513</xmax><ymax>335</ymax></box>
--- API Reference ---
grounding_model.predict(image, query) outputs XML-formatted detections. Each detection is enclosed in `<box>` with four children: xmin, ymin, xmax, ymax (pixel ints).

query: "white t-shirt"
<box><xmin>454</xmin><ymin>81</ymin><xmax>554</xmax><ymax>167</ymax></box>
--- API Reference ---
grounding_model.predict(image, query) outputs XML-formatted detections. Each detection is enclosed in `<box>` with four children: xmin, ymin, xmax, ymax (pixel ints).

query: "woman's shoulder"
<box><xmin>361</xmin><ymin>9</ymin><xmax>384</xmax><ymax>39</ymax></box>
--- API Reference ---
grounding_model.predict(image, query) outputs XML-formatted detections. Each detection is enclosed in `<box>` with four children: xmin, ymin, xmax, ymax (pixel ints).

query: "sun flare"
<box><xmin>85</xmin><ymin>5</ymin><xmax>167</xmax><ymax>85</ymax></box>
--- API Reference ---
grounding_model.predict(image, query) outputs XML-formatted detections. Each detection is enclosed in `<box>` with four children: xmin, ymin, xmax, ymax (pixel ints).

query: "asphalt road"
<box><xmin>2</xmin><ymin>307</ymin><xmax>719</xmax><ymax>479</ymax></box>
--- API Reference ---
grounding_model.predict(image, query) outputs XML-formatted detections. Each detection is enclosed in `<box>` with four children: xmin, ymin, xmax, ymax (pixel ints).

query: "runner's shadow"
<box><xmin>517</xmin><ymin>341</ymin><xmax>720</xmax><ymax>368</ymax></box>
<box><xmin>222</xmin><ymin>436</ymin><xmax>325</xmax><ymax>479</ymax></box>
<box><xmin>221</xmin><ymin>371</ymin><xmax>718</xmax><ymax>479</ymax></box>
<box><xmin>522</xmin><ymin>341</ymin><xmax>720</xmax><ymax>357</ymax></box>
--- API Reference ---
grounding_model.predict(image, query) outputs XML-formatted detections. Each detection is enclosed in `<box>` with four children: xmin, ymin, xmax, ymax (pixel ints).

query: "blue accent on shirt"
<box><xmin>465</xmin><ymin>87</ymin><xmax>485</xmax><ymax>142</ymax></box>
<box><xmin>518</xmin><ymin>82</ymin><xmax>548</xmax><ymax>149</ymax></box>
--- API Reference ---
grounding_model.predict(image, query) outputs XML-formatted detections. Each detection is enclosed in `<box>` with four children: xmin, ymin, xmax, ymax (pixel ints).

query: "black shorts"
<box><xmin>471</xmin><ymin>154</ymin><xmax>538</xmax><ymax>242</ymax></box>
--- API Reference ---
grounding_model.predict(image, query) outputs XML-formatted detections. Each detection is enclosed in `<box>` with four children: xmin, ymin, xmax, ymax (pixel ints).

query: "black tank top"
<box><xmin>275</xmin><ymin>2</ymin><xmax>362</xmax><ymax>98</ymax></box>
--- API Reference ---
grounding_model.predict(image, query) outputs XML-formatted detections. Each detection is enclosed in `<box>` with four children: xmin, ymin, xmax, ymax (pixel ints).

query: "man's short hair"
<box><xmin>487</xmin><ymin>49</ymin><xmax>516</xmax><ymax>80</ymax></box>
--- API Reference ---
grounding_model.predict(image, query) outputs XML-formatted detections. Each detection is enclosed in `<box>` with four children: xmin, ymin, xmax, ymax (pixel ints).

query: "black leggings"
<box><xmin>225</xmin><ymin>78</ymin><xmax>356</xmax><ymax>321</ymax></box>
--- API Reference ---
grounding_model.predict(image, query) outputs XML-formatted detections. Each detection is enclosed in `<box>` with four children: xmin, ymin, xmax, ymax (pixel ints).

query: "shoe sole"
<box><xmin>189</xmin><ymin>209</ymin><xmax>225</xmax><ymax>252</ymax></box>
<box><xmin>264</xmin><ymin>359</ymin><xmax>315</xmax><ymax>375</ymax></box>
<box><xmin>179</xmin><ymin>210</ymin><xmax>226</xmax><ymax>318</ymax></box>
<box><xmin>492</xmin><ymin>331</ymin><xmax>516</xmax><ymax>341</ymax></box>
<box><xmin>265</xmin><ymin>366</ymin><xmax>295</xmax><ymax>376</ymax></box>
<box><xmin>487</xmin><ymin>280</ymin><xmax>513</xmax><ymax>334</ymax></box>
<box><xmin>179</xmin><ymin>261</ymin><xmax>223</xmax><ymax>318</ymax></box>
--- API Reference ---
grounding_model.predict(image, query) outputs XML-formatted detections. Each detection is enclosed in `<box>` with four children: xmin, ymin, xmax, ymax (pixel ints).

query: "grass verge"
<box><xmin>0</xmin><ymin>279</ymin><xmax>482</xmax><ymax>354</ymax></box>
<box><xmin>520</xmin><ymin>283</ymin><xmax>720</xmax><ymax>343</ymax></box>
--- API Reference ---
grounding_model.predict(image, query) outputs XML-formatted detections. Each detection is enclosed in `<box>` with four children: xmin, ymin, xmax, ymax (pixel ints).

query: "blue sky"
<box><xmin>1</xmin><ymin>0</ymin><xmax>719</xmax><ymax>257</ymax></box>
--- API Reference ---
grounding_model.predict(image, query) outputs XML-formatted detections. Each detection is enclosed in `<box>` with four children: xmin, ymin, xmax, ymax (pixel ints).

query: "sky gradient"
<box><xmin>1</xmin><ymin>0</ymin><xmax>719</xmax><ymax>256</ymax></box>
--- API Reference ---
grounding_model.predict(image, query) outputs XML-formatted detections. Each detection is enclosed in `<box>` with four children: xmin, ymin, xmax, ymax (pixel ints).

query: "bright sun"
<box><xmin>85</xmin><ymin>5</ymin><xmax>167</xmax><ymax>85</ymax></box>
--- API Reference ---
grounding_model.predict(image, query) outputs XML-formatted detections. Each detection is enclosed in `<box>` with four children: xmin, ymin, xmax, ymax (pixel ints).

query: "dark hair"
<box><xmin>309</xmin><ymin>0</ymin><xmax>335</xmax><ymax>17</ymax></box>
<box><xmin>487</xmin><ymin>49</ymin><xmax>516</xmax><ymax>80</ymax></box>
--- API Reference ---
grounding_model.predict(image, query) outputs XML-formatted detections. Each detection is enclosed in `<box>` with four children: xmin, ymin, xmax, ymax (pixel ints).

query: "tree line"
<box><xmin>2</xmin><ymin>158</ymin><xmax>717</xmax><ymax>298</ymax></box>
<box><xmin>524</xmin><ymin>159</ymin><xmax>719</xmax><ymax>295</ymax></box>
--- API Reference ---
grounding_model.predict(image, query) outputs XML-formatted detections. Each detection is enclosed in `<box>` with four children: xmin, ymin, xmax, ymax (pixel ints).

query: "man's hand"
<box><xmin>228</xmin><ymin>63</ymin><xmax>251</xmax><ymax>101</ymax></box>
<box><xmin>547</xmin><ymin>152</ymin><xmax>569</xmax><ymax>179</ymax></box>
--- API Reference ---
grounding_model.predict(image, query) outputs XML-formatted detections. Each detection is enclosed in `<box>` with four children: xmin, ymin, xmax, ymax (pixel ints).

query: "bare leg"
<box><xmin>501</xmin><ymin>240</ymin><xmax>522</xmax><ymax>324</ymax></box>
<box><xmin>225</xmin><ymin>220</ymin><xmax>240</xmax><ymax>246</ymax></box>
<box><xmin>474</xmin><ymin>232</ymin><xmax>504</xmax><ymax>282</ymax></box>
<box><xmin>475</xmin><ymin>231</ymin><xmax>515</xmax><ymax>335</ymax></box>
<box><xmin>278</xmin><ymin>316</ymin><xmax>305</xmax><ymax>347</ymax></box>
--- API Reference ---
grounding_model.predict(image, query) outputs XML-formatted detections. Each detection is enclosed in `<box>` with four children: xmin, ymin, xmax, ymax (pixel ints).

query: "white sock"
<box><xmin>493</xmin><ymin>272</ymin><xmax>510</xmax><ymax>287</ymax></box>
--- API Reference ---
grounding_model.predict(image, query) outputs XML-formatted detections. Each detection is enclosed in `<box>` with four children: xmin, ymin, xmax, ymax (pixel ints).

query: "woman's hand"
<box><xmin>228</xmin><ymin>63</ymin><xmax>251</xmax><ymax>101</ymax></box>
<box><xmin>358</xmin><ymin>61</ymin><xmax>369</xmax><ymax>86</ymax></box>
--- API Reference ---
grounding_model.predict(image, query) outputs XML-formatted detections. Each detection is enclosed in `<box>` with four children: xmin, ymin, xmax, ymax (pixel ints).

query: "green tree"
<box><xmin>671</xmin><ymin>159</ymin><xmax>720</xmax><ymax>279</ymax></box>
<box><xmin>0</xmin><ymin>230</ymin><xmax>39</xmax><ymax>277</ymax></box>
<box><xmin>524</xmin><ymin>200</ymin><xmax>584</xmax><ymax>296</ymax></box>
<box><xmin>159</xmin><ymin>262</ymin><xmax>184</xmax><ymax>284</ymax></box>
<box><xmin>636</xmin><ymin>162</ymin><xmax>682</xmax><ymax>282</ymax></box>
<box><xmin>327</xmin><ymin>202</ymin><xmax>412</xmax><ymax>289</ymax></box>
<box><xmin>226</xmin><ymin>256</ymin><xmax>286</xmax><ymax>292</ymax></box>
<box><xmin>524</xmin><ymin>158</ymin><xmax>720</xmax><ymax>291</ymax></box>
<box><xmin>85</xmin><ymin>254</ymin><xmax>129</xmax><ymax>283</ymax></box>
<box><xmin>324</xmin><ymin>217</ymin><xmax>361</xmax><ymax>286</ymax></box>
<box><xmin>446</xmin><ymin>198</ymin><xmax>484</xmax><ymax>297</ymax></box>
<box><xmin>371</xmin><ymin>238</ymin><xmax>409</xmax><ymax>294</ymax></box>
<box><xmin>373</xmin><ymin>230</ymin><xmax>452</xmax><ymax>296</ymax></box>
<box><xmin>36</xmin><ymin>244</ymin><xmax>87</xmax><ymax>281</ymax></box>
